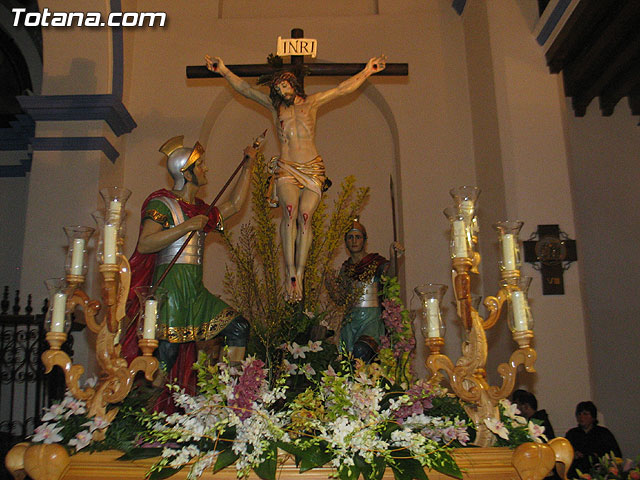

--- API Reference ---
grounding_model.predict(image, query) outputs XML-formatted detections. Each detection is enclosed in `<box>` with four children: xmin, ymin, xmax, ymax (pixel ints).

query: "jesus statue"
<box><xmin>205</xmin><ymin>54</ymin><xmax>387</xmax><ymax>302</ymax></box>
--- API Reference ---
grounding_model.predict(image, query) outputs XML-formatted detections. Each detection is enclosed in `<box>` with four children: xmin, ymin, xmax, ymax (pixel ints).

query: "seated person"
<box><xmin>512</xmin><ymin>389</ymin><xmax>556</xmax><ymax>439</ymax></box>
<box><xmin>565</xmin><ymin>401</ymin><xmax>622</xmax><ymax>477</ymax></box>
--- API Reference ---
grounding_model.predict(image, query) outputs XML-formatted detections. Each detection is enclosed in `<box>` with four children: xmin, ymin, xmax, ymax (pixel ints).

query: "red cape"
<box><xmin>121</xmin><ymin>189</ymin><xmax>220</xmax><ymax>412</ymax></box>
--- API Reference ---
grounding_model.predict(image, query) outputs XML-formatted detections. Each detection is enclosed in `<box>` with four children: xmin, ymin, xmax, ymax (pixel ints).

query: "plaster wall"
<box><xmin>565</xmin><ymin>99</ymin><xmax>640</xmax><ymax>458</ymax></box>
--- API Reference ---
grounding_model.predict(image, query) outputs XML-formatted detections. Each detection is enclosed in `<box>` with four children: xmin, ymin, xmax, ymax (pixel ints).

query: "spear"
<box><xmin>390</xmin><ymin>174</ymin><xmax>399</xmax><ymax>273</ymax></box>
<box><xmin>151</xmin><ymin>130</ymin><xmax>267</xmax><ymax>290</ymax></box>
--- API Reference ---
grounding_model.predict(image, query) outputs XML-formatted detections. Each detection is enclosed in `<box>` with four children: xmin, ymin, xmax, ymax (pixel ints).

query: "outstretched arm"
<box><xmin>137</xmin><ymin>215</ymin><xmax>209</xmax><ymax>254</ymax></box>
<box><xmin>216</xmin><ymin>145</ymin><xmax>257</xmax><ymax>220</ymax></box>
<box><xmin>205</xmin><ymin>55</ymin><xmax>274</xmax><ymax>111</ymax></box>
<box><xmin>313</xmin><ymin>55</ymin><xmax>387</xmax><ymax>107</ymax></box>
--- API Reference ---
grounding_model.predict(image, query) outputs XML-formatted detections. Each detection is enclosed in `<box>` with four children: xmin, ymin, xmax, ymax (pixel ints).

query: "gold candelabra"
<box><xmin>419</xmin><ymin>187</ymin><xmax>536</xmax><ymax>447</ymax></box>
<box><xmin>41</xmin><ymin>187</ymin><xmax>158</xmax><ymax>425</ymax></box>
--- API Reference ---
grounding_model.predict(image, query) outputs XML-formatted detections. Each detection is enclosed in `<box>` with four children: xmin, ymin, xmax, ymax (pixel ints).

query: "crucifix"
<box><xmin>523</xmin><ymin>224</ymin><xmax>577</xmax><ymax>295</ymax></box>
<box><xmin>186</xmin><ymin>28</ymin><xmax>408</xmax><ymax>82</ymax></box>
<box><xmin>186</xmin><ymin>28</ymin><xmax>408</xmax><ymax>303</ymax></box>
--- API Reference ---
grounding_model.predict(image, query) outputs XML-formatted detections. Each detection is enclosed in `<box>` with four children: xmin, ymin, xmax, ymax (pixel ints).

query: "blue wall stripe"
<box><xmin>452</xmin><ymin>0</ymin><xmax>467</xmax><ymax>15</ymax></box>
<box><xmin>537</xmin><ymin>0</ymin><xmax>572</xmax><ymax>45</ymax></box>
<box><xmin>32</xmin><ymin>137</ymin><xmax>119</xmax><ymax>163</ymax></box>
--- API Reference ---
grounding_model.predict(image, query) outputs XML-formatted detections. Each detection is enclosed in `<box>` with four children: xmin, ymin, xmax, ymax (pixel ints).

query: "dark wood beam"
<box><xmin>546</xmin><ymin>0</ymin><xmax>617</xmax><ymax>74</ymax></box>
<box><xmin>562</xmin><ymin>0</ymin><xmax>640</xmax><ymax>98</ymax></box>
<box><xmin>569</xmin><ymin>28</ymin><xmax>640</xmax><ymax>115</ymax></box>
<box><xmin>599</xmin><ymin>63</ymin><xmax>640</xmax><ymax>116</ymax></box>
<box><xmin>187</xmin><ymin>63</ymin><xmax>408</xmax><ymax>79</ymax></box>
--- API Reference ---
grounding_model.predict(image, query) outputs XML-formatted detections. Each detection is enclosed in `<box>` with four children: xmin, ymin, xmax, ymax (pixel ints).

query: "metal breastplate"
<box><xmin>355</xmin><ymin>278</ymin><xmax>380</xmax><ymax>308</ymax></box>
<box><xmin>155</xmin><ymin>197</ymin><xmax>205</xmax><ymax>265</ymax></box>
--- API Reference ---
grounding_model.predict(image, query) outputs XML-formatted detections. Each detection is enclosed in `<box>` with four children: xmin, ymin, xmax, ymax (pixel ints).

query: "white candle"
<box><xmin>510</xmin><ymin>290</ymin><xmax>528</xmax><ymax>331</ymax></box>
<box><xmin>425</xmin><ymin>298</ymin><xmax>441</xmax><ymax>338</ymax></box>
<box><xmin>143</xmin><ymin>299</ymin><xmax>157</xmax><ymax>339</ymax></box>
<box><xmin>502</xmin><ymin>233</ymin><xmax>517</xmax><ymax>270</ymax></box>
<box><xmin>453</xmin><ymin>220</ymin><xmax>468</xmax><ymax>258</ymax></box>
<box><xmin>51</xmin><ymin>292</ymin><xmax>67</xmax><ymax>333</ymax></box>
<box><xmin>108</xmin><ymin>200</ymin><xmax>122</xmax><ymax>225</ymax></box>
<box><xmin>103</xmin><ymin>224</ymin><xmax>118</xmax><ymax>264</ymax></box>
<box><xmin>70</xmin><ymin>238</ymin><xmax>85</xmax><ymax>275</ymax></box>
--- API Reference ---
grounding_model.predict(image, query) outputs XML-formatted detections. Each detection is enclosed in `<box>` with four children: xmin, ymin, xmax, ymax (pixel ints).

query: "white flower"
<box><xmin>41</xmin><ymin>403</ymin><xmax>65</xmax><ymax>421</ymax></box>
<box><xmin>484</xmin><ymin>417</ymin><xmax>510</xmax><ymax>440</ymax></box>
<box><xmin>32</xmin><ymin>423</ymin><xmax>63</xmax><ymax>444</ymax></box>
<box><xmin>288</xmin><ymin>342</ymin><xmax>308</xmax><ymax>359</ymax></box>
<box><xmin>301</xmin><ymin>363</ymin><xmax>316</xmax><ymax>377</ymax></box>
<box><xmin>68</xmin><ymin>430</ymin><xmax>93</xmax><ymax>451</ymax></box>
<box><xmin>499</xmin><ymin>399</ymin><xmax>521</xmax><ymax>419</ymax></box>
<box><xmin>61</xmin><ymin>398</ymin><xmax>86</xmax><ymax>418</ymax></box>
<box><xmin>282</xmin><ymin>359</ymin><xmax>298</xmax><ymax>375</ymax></box>
<box><xmin>307</xmin><ymin>340</ymin><xmax>323</xmax><ymax>352</ymax></box>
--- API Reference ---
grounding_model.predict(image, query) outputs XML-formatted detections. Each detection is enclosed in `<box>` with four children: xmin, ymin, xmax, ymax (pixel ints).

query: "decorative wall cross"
<box><xmin>186</xmin><ymin>28</ymin><xmax>408</xmax><ymax>82</ymax></box>
<box><xmin>523</xmin><ymin>224</ymin><xmax>577</xmax><ymax>295</ymax></box>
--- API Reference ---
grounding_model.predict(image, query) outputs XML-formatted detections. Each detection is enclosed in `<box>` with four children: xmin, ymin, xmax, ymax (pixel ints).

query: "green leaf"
<box><xmin>298</xmin><ymin>444</ymin><xmax>332</xmax><ymax>472</ymax></box>
<box><xmin>355</xmin><ymin>454</ymin><xmax>387</xmax><ymax>480</ymax></box>
<box><xmin>432</xmin><ymin>452</ymin><xmax>463</xmax><ymax>480</ymax></box>
<box><xmin>275</xmin><ymin>441</ymin><xmax>303</xmax><ymax>466</ymax></box>
<box><xmin>390</xmin><ymin>457</ymin><xmax>429</xmax><ymax>480</ymax></box>
<box><xmin>148</xmin><ymin>466</ymin><xmax>183</xmax><ymax>480</ymax></box>
<box><xmin>338</xmin><ymin>462</ymin><xmax>361</xmax><ymax>480</ymax></box>
<box><xmin>213</xmin><ymin>448</ymin><xmax>239</xmax><ymax>473</ymax></box>
<box><xmin>253</xmin><ymin>443</ymin><xmax>277</xmax><ymax>480</ymax></box>
<box><xmin>116</xmin><ymin>447</ymin><xmax>163</xmax><ymax>461</ymax></box>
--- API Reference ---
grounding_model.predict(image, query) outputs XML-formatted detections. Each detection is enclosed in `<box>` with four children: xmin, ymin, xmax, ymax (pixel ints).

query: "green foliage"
<box><xmin>222</xmin><ymin>152</ymin><xmax>369</xmax><ymax>373</ymax></box>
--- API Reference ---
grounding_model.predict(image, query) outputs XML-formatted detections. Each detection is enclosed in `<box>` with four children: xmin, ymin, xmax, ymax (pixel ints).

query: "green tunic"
<box><xmin>145</xmin><ymin>198</ymin><xmax>236</xmax><ymax>343</ymax></box>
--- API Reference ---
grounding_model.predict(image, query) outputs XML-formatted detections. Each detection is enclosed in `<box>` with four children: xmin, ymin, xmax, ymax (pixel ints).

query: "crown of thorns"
<box><xmin>257</xmin><ymin>54</ymin><xmax>309</xmax><ymax>87</ymax></box>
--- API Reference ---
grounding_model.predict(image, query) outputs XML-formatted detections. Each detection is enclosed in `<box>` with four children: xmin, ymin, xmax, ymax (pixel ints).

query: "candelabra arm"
<box><xmin>68</xmin><ymin>289</ymin><xmax>102</xmax><ymax>333</ymax></box>
<box><xmin>41</xmin><ymin>337</ymin><xmax>95</xmax><ymax>401</ymax></box>
<box><xmin>426</xmin><ymin>312</ymin><xmax>488</xmax><ymax>405</ymax></box>
<box><xmin>487</xmin><ymin>345</ymin><xmax>536</xmax><ymax>403</ymax></box>
<box><xmin>481</xmin><ymin>288</ymin><xmax>508</xmax><ymax>330</ymax></box>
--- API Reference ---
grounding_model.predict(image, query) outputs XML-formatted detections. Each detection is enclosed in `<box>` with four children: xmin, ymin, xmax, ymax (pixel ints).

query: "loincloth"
<box><xmin>275</xmin><ymin>155</ymin><xmax>328</xmax><ymax>197</ymax></box>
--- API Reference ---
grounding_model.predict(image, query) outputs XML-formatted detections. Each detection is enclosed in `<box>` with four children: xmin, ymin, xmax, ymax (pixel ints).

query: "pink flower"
<box><xmin>629</xmin><ymin>470</ymin><xmax>640</xmax><ymax>480</ymax></box>
<box><xmin>230</xmin><ymin>357</ymin><xmax>267</xmax><ymax>420</ymax></box>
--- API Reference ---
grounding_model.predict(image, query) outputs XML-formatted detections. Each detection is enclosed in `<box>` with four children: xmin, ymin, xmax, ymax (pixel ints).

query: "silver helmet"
<box><xmin>159</xmin><ymin>136</ymin><xmax>205</xmax><ymax>190</ymax></box>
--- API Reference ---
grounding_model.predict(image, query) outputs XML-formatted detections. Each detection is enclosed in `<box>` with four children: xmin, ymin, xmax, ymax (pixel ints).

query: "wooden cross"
<box><xmin>186</xmin><ymin>28</ymin><xmax>408</xmax><ymax>82</ymax></box>
<box><xmin>523</xmin><ymin>224</ymin><xmax>578</xmax><ymax>295</ymax></box>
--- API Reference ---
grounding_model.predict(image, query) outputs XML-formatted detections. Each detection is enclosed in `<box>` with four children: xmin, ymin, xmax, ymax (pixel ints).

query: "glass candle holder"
<box><xmin>444</xmin><ymin>207</ymin><xmax>471</xmax><ymax>259</ymax></box>
<box><xmin>450</xmin><ymin>186</ymin><xmax>480</xmax><ymax>233</ymax></box>
<box><xmin>92</xmin><ymin>210</ymin><xmax>128</xmax><ymax>266</ymax></box>
<box><xmin>63</xmin><ymin>226</ymin><xmax>95</xmax><ymax>277</ymax></box>
<box><xmin>507</xmin><ymin>276</ymin><xmax>534</xmax><ymax>332</ymax></box>
<box><xmin>134</xmin><ymin>286</ymin><xmax>168</xmax><ymax>340</ymax></box>
<box><xmin>44</xmin><ymin>278</ymin><xmax>72</xmax><ymax>333</ymax></box>
<box><xmin>493</xmin><ymin>220</ymin><xmax>524</xmax><ymax>272</ymax></box>
<box><xmin>414</xmin><ymin>283</ymin><xmax>448</xmax><ymax>338</ymax></box>
<box><xmin>98</xmin><ymin>187</ymin><xmax>131</xmax><ymax>265</ymax></box>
